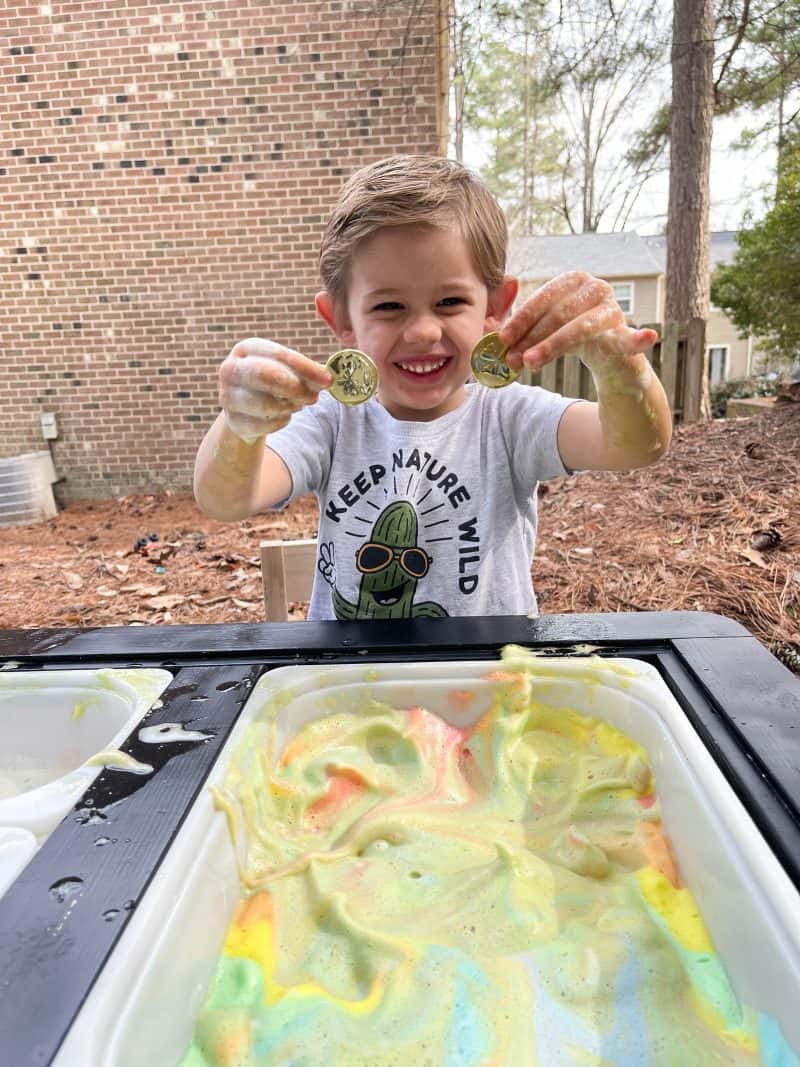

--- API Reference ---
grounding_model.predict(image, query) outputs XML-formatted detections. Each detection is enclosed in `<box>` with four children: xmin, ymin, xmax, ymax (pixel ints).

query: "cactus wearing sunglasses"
<box><xmin>332</xmin><ymin>501</ymin><xmax>447</xmax><ymax>620</ymax></box>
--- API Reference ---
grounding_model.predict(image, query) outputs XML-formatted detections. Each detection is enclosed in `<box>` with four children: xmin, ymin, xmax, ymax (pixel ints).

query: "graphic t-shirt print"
<box><xmin>318</xmin><ymin>446</ymin><xmax>481</xmax><ymax>620</ymax></box>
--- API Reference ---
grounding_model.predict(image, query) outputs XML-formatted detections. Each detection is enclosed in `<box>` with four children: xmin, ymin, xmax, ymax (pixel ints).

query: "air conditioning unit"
<box><xmin>0</xmin><ymin>451</ymin><xmax>58</xmax><ymax>527</ymax></box>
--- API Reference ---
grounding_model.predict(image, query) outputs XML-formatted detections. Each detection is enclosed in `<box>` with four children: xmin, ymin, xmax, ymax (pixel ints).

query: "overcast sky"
<box><xmin>462</xmin><ymin>110</ymin><xmax>779</xmax><ymax>237</ymax></box>
<box><xmin>627</xmin><ymin>114</ymin><xmax>779</xmax><ymax>235</ymax></box>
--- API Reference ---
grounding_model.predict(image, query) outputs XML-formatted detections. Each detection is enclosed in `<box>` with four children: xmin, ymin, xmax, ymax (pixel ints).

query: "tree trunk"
<box><xmin>665</xmin><ymin>0</ymin><xmax>714</xmax><ymax>421</ymax></box>
<box><xmin>582</xmin><ymin>92</ymin><xmax>593</xmax><ymax>232</ymax></box>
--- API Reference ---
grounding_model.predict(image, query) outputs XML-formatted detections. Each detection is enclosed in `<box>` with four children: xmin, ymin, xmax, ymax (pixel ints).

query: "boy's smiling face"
<box><xmin>316</xmin><ymin>224</ymin><xmax>517</xmax><ymax>422</ymax></box>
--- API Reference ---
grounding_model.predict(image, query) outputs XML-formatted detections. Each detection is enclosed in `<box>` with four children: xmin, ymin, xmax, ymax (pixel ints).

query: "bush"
<box><xmin>710</xmin><ymin>376</ymin><xmax>778</xmax><ymax>418</ymax></box>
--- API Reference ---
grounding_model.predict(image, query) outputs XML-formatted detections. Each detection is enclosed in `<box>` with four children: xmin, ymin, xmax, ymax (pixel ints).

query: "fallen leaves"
<box><xmin>144</xmin><ymin>594</ymin><xmax>186</xmax><ymax>611</ymax></box>
<box><xmin>2</xmin><ymin>408</ymin><xmax>798</xmax><ymax>673</ymax></box>
<box><xmin>534</xmin><ymin>406</ymin><xmax>799</xmax><ymax>657</ymax></box>
<box><xmin>188</xmin><ymin>593</ymin><xmax>231</xmax><ymax>607</ymax></box>
<box><xmin>739</xmin><ymin>548</ymin><xmax>769</xmax><ymax>570</ymax></box>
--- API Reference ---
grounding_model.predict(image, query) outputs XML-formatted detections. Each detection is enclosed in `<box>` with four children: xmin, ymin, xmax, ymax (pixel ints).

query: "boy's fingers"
<box><xmin>520</xmin><ymin>304</ymin><xmax>623</xmax><ymax>367</ymax></box>
<box><xmin>218</xmin><ymin>335</ymin><xmax>337</xmax><ymax>444</ymax></box>
<box><xmin>522</xmin><ymin>325</ymin><xmax>660</xmax><ymax>370</ymax></box>
<box><xmin>273</xmin><ymin>346</ymin><xmax>335</xmax><ymax>389</ymax></box>
<box><xmin>498</xmin><ymin>271</ymin><xmax>593</xmax><ymax>350</ymax></box>
<box><xmin>591</xmin><ymin>327</ymin><xmax>659</xmax><ymax>359</ymax></box>
<box><xmin>626</xmin><ymin>328</ymin><xmax>659</xmax><ymax>354</ymax></box>
<box><xmin>225</xmin><ymin>385</ymin><xmax>304</xmax><ymax>420</ymax></box>
<box><xmin>231</xmin><ymin>354</ymin><xmax>330</xmax><ymax>403</ymax></box>
<box><xmin>515</xmin><ymin>279</ymin><xmax>619</xmax><ymax>356</ymax></box>
<box><xmin>230</xmin><ymin>338</ymin><xmax>334</xmax><ymax>390</ymax></box>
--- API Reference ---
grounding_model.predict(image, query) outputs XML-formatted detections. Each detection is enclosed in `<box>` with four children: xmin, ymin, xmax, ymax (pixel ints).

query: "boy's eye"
<box><xmin>438</xmin><ymin>296</ymin><xmax>467</xmax><ymax>307</ymax></box>
<box><xmin>372</xmin><ymin>301</ymin><xmax>402</xmax><ymax>312</ymax></box>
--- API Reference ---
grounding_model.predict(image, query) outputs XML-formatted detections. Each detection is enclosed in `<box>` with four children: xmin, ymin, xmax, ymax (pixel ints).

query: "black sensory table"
<box><xmin>0</xmin><ymin>611</ymin><xmax>798</xmax><ymax>1066</ymax></box>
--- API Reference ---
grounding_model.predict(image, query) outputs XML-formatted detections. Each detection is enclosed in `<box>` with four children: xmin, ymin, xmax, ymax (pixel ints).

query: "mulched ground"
<box><xmin>1</xmin><ymin>405</ymin><xmax>798</xmax><ymax>670</ymax></box>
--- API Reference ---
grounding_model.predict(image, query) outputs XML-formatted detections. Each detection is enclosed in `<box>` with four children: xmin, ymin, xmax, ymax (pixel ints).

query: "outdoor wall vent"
<box><xmin>40</xmin><ymin>412</ymin><xmax>58</xmax><ymax>440</ymax></box>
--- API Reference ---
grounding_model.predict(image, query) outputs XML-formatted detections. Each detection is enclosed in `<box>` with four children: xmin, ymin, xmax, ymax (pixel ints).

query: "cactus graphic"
<box><xmin>332</xmin><ymin>501</ymin><xmax>448</xmax><ymax>620</ymax></box>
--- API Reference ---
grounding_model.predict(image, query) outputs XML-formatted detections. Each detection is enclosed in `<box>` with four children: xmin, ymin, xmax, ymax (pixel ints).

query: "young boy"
<box><xmin>194</xmin><ymin>155</ymin><xmax>672</xmax><ymax>621</ymax></box>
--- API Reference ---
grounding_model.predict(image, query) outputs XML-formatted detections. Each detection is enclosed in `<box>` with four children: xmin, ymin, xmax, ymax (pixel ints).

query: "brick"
<box><xmin>0</xmin><ymin>0</ymin><xmax>442</xmax><ymax>498</ymax></box>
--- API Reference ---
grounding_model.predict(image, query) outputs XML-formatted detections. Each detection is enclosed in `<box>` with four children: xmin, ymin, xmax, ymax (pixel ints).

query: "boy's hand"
<box><xmin>219</xmin><ymin>338</ymin><xmax>334</xmax><ymax>443</ymax></box>
<box><xmin>498</xmin><ymin>271</ymin><xmax>657</xmax><ymax>372</ymax></box>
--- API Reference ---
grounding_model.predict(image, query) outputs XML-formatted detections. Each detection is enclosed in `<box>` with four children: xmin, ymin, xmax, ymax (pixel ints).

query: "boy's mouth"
<box><xmin>395</xmin><ymin>357</ymin><xmax>451</xmax><ymax>378</ymax></box>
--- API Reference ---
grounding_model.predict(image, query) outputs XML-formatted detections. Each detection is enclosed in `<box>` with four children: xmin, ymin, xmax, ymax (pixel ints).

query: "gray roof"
<box><xmin>643</xmin><ymin>231</ymin><xmax>739</xmax><ymax>272</ymax></box>
<box><xmin>708</xmin><ymin>230</ymin><xmax>741</xmax><ymax>270</ymax></box>
<box><xmin>508</xmin><ymin>230</ymin><xmax>740</xmax><ymax>280</ymax></box>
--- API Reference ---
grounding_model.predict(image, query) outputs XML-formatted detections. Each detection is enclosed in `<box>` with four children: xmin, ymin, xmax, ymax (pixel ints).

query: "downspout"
<box><xmin>436</xmin><ymin>0</ymin><xmax>451</xmax><ymax>156</ymax></box>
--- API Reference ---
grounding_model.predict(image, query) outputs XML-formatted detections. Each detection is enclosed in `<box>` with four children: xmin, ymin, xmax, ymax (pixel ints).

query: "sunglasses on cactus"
<box><xmin>355</xmin><ymin>542</ymin><xmax>431</xmax><ymax>579</ymax></box>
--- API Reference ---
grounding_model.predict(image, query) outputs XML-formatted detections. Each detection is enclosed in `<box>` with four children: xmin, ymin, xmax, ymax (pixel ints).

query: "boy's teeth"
<box><xmin>399</xmin><ymin>359</ymin><xmax>447</xmax><ymax>374</ymax></box>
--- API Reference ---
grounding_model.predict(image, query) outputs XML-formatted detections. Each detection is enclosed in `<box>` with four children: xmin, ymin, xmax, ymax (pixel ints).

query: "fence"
<box><xmin>527</xmin><ymin>322</ymin><xmax>703</xmax><ymax>423</ymax></box>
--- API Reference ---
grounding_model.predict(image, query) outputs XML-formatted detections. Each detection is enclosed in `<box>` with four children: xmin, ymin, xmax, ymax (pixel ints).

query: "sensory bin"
<box><xmin>0</xmin><ymin>667</ymin><xmax>172</xmax><ymax>896</ymax></box>
<box><xmin>56</xmin><ymin>650</ymin><xmax>800</xmax><ymax>1066</ymax></box>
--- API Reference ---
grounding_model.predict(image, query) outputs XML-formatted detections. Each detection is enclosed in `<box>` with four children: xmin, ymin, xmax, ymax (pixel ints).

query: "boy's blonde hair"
<box><xmin>319</xmin><ymin>155</ymin><xmax>508</xmax><ymax>305</ymax></box>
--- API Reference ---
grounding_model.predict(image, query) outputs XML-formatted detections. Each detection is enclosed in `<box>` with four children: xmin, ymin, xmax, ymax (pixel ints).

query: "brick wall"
<box><xmin>1</xmin><ymin>0</ymin><xmax>446</xmax><ymax>499</ymax></box>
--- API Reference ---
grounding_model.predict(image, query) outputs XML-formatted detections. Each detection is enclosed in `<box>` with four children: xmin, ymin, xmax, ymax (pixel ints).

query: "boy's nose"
<box><xmin>403</xmin><ymin>315</ymin><xmax>442</xmax><ymax>345</ymax></box>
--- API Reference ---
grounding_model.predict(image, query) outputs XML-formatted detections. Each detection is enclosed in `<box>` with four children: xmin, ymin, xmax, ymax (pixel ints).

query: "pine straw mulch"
<box><xmin>0</xmin><ymin>404</ymin><xmax>798</xmax><ymax>670</ymax></box>
<box><xmin>531</xmin><ymin>403</ymin><xmax>799</xmax><ymax>671</ymax></box>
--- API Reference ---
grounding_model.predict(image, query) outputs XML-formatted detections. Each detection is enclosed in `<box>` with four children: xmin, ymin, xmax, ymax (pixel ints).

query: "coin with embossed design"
<box><xmin>470</xmin><ymin>331</ymin><xmax>520</xmax><ymax>389</ymax></box>
<box><xmin>326</xmin><ymin>349</ymin><xmax>378</xmax><ymax>405</ymax></box>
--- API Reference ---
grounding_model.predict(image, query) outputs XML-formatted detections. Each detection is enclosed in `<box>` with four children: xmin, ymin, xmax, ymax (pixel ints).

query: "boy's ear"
<box><xmin>315</xmin><ymin>291</ymin><xmax>356</xmax><ymax>346</ymax></box>
<box><xmin>485</xmin><ymin>276</ymin><xmax>518</xmax><ymax>330</ymax></box>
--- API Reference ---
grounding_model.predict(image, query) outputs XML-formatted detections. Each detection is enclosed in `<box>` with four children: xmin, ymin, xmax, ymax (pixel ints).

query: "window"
<box><xmin>708</xmin><ymin>345</ymin><xmax>729</xmax><ymax>386</ymax></box>
<box><xmin>611</xmin><ymin>282</ymin><xmax>634</xmax><ymax>314</ymax></box>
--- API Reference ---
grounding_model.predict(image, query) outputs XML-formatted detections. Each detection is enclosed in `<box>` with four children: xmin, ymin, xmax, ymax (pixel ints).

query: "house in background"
<box><xmin>508</xmin><ymin>231</ymin><xmax>760</xmax><ymax>384</ymax></box>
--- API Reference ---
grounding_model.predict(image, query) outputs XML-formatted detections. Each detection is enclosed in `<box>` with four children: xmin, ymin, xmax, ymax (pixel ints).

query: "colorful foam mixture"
<box><xmin>180</xmin><ymin>652</ymin><xmax>793</xmax><ymax>1066</ymax></box>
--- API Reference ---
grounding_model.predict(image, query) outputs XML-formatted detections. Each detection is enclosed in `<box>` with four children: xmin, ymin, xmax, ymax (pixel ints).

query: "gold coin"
<box><xmin>470</xmin><ymin>331</ymin><xmax>520</xmax><ymax>389</ymax></box>
<box><xmin>326</xmin><ymin>349</ymin><xmax>378</xmax><ymax>405</ymax></box>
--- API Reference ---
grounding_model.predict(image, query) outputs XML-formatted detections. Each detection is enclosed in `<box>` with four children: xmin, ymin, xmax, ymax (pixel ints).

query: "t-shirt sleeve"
<box><xmin>496</xmin><ymin>383</ymin><xmax>579</xmax><ymax>489</ymax></box>
<box><xmin>265</xmin><ymin>391</ymin><xmax>339</xmax><ymax>501</ymax></box>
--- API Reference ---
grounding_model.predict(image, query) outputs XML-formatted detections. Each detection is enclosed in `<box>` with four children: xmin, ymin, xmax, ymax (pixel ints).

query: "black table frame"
<box><xmin>0</xmin><ymin>611</ymin><xmax>798</xmax><ymax>1066</ymax></box>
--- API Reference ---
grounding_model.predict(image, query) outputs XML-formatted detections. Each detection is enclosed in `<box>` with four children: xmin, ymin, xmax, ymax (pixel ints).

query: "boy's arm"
<box><xmin>499</xmin><ymin>272</ymin><xmax>672</xmax><ymax>472</ymax></box>
<box><xmin>193</xmin><ymin>338</ymin><xmax>333</xmax><ymax>521</ymax></box>
<box><xmin>555</xmin><ymin>342</ymin><xmax>672</xmax><ymax>472</ymax></box>
<box><xmin>194</xmin><ymin>413</ymin><xmax>293</xmax><ymax>520</ymax></box>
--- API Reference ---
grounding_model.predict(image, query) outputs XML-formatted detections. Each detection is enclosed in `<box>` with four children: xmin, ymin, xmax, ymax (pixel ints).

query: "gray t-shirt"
<box><xmin>267</xmin><ymin>382</ymin><xmax>575</xmax><ymax>621</ymax></box>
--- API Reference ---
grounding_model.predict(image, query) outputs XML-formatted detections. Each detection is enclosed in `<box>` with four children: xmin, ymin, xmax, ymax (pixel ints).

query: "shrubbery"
<box><xmin>710</xmin><ymin>136</ymin><xmax>800</xmax><ymax>367</ymax></box>
<box><xmin>710</xmin><ymin>376</ymin><xmax>778</xmax><ymax>418</ymax></box>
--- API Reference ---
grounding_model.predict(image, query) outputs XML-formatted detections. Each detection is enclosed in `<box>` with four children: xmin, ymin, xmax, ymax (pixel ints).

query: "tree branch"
<box><xmin>714</xmin><ymin>0</ymin><xmax>751</xmax><ymax>106</ymax></box>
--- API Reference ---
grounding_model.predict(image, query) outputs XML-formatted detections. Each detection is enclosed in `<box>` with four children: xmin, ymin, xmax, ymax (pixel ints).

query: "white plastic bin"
<box><xmin>56</xmin><ymin>656</ymin><xmax>800</xmax><ymax>1064</ymax></box>
<box><xmin>0</xmin><ymin>667</ymin><xmax>172</xmax><ymax>893</ymax></box>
